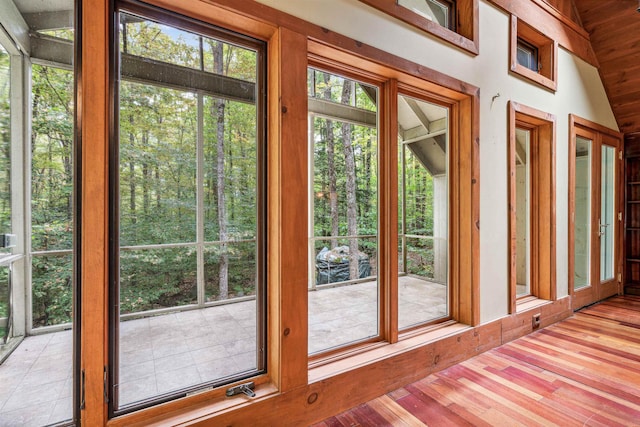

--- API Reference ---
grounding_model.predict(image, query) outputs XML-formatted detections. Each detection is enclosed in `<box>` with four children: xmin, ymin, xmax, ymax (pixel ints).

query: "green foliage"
<box><xmin>309</xmin><ymin>69</ymin><xmax>443</xmax><ymax>283</ymax></box>
<box><xmin>117</xmin><ymin>17</ymin><xmax>259</xmax><ymax>312</ymax></box>
<box><xmin>31</xmin><ymin>254</ymin><xmax>73</xmax><ymax>327</ymax></box>
<box><xmin>0</xmin><ymin>47</ymin><xmax>11</xmax><ymax>240</ymax></box>
<box><xmin>120</xmin><ymin>248</ymin><xmax>197</xmax><ymax>313</ymax></box>
<box><xmin>204</xmin><ymin>242</ymin><xmax>256</xmax><ymax>301</ymax></box>
<box><xmin>0</xmin><ymin>266</ymin><xmax>8</xmax><ymax>319</ymax></box>
<box><xmin>28</xmin><ymin>63</ymin><xmax>75</xmax><ymax>327</ymax></box>
<box><xmin>31</xmin><ymin>64</ymin><xmax>74</xmax><ymax>252</ymax></box>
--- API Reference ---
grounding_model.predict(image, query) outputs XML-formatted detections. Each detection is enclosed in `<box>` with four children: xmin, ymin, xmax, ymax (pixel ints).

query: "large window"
<box><xmin>307</xmin><ymin>52</ymin><xmax>475</xmax><ymax>359</ymax></box>
<box><xmin>308</xmin><ymin>68</ymin><xmax>379</xmax><ymax>355</ymax></box>
<box><xmin>508</xmin><ymin>102</ymin><xmax>556</xmax><ymax>312</ymax></box>
<box><xmin>398</xmin><ymin>93</ymin><xmax>449</xmax><ymax>329</ymax></box>
<box><xmin>112</xmin><ymin>2</ymin><xmax>266</xmax><ymax>413</ymax></box>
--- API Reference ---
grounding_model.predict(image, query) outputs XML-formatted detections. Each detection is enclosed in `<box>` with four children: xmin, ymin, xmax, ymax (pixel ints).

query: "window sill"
<box><xmin>308</xmin><ymin>321</ymin><xmax>469</xmax><ymax>383</ymax></box>
<box><xmin>108</xmin><ymin>379</ymin><xmax>278</xmax><ymax>427</ymax></box>
<box><xmin>510</xmin><ymin>63</ymin><xmax>557</xmax><ymax>92</ymax></box>
<box><xmin>516</xmin><ymin>296</ymin><xmax>550</xmax><ymax>313</ymax></box>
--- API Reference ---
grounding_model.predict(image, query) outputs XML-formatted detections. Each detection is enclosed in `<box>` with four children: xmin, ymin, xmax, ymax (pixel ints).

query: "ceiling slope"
<box><xmin>575</xmin><ymin>0</ymin><xmax>640</xmax><ymax>136</ymax></box>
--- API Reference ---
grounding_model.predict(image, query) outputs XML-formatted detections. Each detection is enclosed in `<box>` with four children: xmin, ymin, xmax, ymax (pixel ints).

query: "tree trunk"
<box><xmin>128</xmin><ymin>116</ymin><xmax>136</xmax><ymax>225</ymax></box>
<box><xmin>142</xmin><ymin>131</ymin><xmax>150</xmax><ymax>214</ymax></box>
<box><xmin>341</xmin><ymin>81</ymin><xmax>359</xmax><ymax>280</ymax></box>
<box><xmin>322</xmin><ymin>73</ymin><xmax>339</xmax><ymax>248</ymax></box>
<box><xmin>213</xmin><ymin>41</ymin><xmax>229</xmax><ymax>299</ymax></box>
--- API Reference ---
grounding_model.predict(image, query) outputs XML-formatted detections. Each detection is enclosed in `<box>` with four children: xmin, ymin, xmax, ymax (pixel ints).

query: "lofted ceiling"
<box><xmin>575</xmin><ymin>0</ymin><xmax>640</xmax><ymax>137</ymax></box>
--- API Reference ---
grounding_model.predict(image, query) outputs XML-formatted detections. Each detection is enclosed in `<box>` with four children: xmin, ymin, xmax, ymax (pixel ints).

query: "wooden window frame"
<box><xmin>109</xmin><ymin>0</ymin><xmax>269</xmax><ymax>417</ymax></box>
<box><xmin>307</xmin><ymin>43</ymin><xmax>477</xmax><ymax>364</ymax></box>
<box><xmin>81</xmin><ymin>0</ymin><xmax>479</xmax><ymax>424</ymax></box>
<box><xmin>358</xmin><ymin>0</ymin><xmax>479</xmax><ymax>55</ymax></box>
<box><xmin>508</xmin><ymin>101</ymin><xmax>556</xmax><ymax>314</ymax></box>
<box><xmin>509</xmin><ymin>15</ymin><xmax>558</xmax><ymax>92</ymax></box>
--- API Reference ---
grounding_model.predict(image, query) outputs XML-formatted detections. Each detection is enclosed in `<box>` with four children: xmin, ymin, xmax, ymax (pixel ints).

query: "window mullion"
<box><xmin>382</xmin><ymin>79</ymin><xmax>398</xmax><ymax>344</ymax></box>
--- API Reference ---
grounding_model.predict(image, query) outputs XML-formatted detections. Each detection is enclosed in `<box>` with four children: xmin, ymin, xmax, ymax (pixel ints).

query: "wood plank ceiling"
<box><xmin>575</xmin><ymin>0</ymin><xmax>640</xmax><ymax>136</ymax></box>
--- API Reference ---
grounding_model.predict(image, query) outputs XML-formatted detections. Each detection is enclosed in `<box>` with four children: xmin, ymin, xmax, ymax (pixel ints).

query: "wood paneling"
<box><xmin>575</xmin><ymin>1</ymin><xmax>640</xmax><ymax>135</ymax></box>
<box><xmin>316</xmin><ymin>295</ymin><xmax>640</xmax><ymax>426</ymax></box>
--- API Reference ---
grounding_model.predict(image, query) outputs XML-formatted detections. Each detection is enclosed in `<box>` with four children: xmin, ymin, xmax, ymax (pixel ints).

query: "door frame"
<box><xmin>568</xmin><ymin>115</ymin><xmax>623</xmax><ymax>311</ymax></box>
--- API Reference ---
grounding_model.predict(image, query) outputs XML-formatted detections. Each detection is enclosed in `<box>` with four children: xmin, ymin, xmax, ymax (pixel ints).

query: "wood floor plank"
<box><xmin>318</xmin><ymin>296</ymin><xmax>640</xmax><ymax>426</ymax></box>
<box><xmin>367</xmin><ymin>395</ymin><xmax>425</xmax><ymax>427</ymax></box>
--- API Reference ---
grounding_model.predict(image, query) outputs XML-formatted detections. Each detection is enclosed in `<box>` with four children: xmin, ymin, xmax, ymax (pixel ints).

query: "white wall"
<box><xmin>256</xmin><ymin>0</ymin><xmax>618</xmax><ymax>323</ymax></box>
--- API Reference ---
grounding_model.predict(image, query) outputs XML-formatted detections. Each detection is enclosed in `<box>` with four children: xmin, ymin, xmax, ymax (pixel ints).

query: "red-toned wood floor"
<box><xmin>313</xmin><ymin>295</ymin><xmax>640</xmax><ymax>426</ymax></box>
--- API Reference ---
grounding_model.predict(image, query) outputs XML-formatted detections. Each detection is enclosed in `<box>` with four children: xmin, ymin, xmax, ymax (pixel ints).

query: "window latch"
<box><xmin>226</xmin><ymin>381</ymin><xmax>256</xmax><ymax>398</ymax></box>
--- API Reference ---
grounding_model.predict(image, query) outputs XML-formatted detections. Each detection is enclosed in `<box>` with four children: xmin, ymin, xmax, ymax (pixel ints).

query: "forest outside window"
<box><xmin>398</xmin><ymin>93</ymin><xmax>449</xmax><ymax>329</ymax></box>
<box><xmin>307</xmin><ymin>67</ymin><xmax>380</xmax><ymax>355</ymax></box>
<box><xmin>508</xmin><ymin>102</ymin><xmax>556</xmax><ymax>312</ymax></box>
<box><xmin>307</xmin><ymin>58</ymin><xmax>463</xmax><ymax>358</ymax></box>
<box><xmin>0</xmin><ymin>4</ymin><xmax>77</xmax><ymax>424</ymax></box>
<box><xmin>357</xmin><ymin>0</ymin><xmax>478</xmax><ymax>54</ymax></box>
<box><xmin>510</xmin><ymin>15</ymin><xmax>557</xmax><ymax>91</ymax></box>
<box><xmin>112</xmin><ymin>2</ymin><xmax>266</xmax><ymax>413</ymax></box>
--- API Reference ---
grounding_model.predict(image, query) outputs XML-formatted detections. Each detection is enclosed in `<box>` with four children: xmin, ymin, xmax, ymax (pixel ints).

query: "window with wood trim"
<box><xmin>508</xmin><ymin>101</ymin><xmax>556</xmax><ymax>313</ymax></box>
<box><xmin>510</xmin><ymin>15</ymin><xmax>557</xmax><ymax>91</ymax></box>
<box><xmin>110</xmin><ymin>0</ymin><xmax>266</xmax><ymax>414</ymax></box>
<box><xmin>307</xmin><ymin>49</ymin><xmax>477</xmax><ymax>359</ymax></box>
<box><xmin>398</xmin><ymin>0</ymin><xmax>456</xmax><ymax>30</ymax></box>
<box><xmin>357</xmin><ymin>0</ymin><xmax>479</xmax><ymax>55</ymax></box>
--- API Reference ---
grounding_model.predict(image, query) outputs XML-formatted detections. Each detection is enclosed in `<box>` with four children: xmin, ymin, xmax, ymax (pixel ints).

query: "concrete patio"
<box><xmin>0</xmin><ymin>276</ymin><xmax>446</xmax><ymax>426</ymax></box>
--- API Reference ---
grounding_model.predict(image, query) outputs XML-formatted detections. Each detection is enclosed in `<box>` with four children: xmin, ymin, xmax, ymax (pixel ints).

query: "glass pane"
<box><xmin>32</xmin><ymin>253</ymin><xmax>73</xmax><ymax>327</ymax></box>
<box><xmin>398</xmin><ymin>94</ymin><xmax>448</xmax><ymax>329</ymax></box>
<box><xmin>204</xmin><ymin>241</ymin><xmax>257</xmax><ymax>302</ymax></box>
<box><xmin>120</xmin><ymin>247</ymin><xmax>197</xmax><ymax>315</ymax></box>
<box><xmin>574</xmin><ymin>137</ymin><xmax>591</xmax><ymax>290</ymax></box>
<box><xmin>203</xmin><ymin>96</ymin><xmax>257</xmax><ymax>242</ymax></box>
<box><xmin>601</xmin><ymin>145</ymin><xmax>616</xmax><ymax>281</ymax></box>
<box><xmin>398</xmin><ymin>0</ymin><xmax>451</xmax><ymax>28</ymax></box>
<box><xmin>0</xmin><ymin>44</ymin><xmax>10</xmax><ymax>256</ymax></box>
<box><xmin>119</xmin><ymin>82</ymin><xmax>197</xmax><ymax>246</ymax></box>
<box><xmin>117</xmin><ymin>11</ymin><xmax>263</xmax><ymax>409</ymax></box>
<box><xmin>308</xmin><ymin>68</ymin><xmax>378</xmax><ymax>354</ymax></box>
<box><xmin>516</xmin><ymin>39</ymin><xmax>539</xmax><ymax>72</ymax></box>
<box><xmin>515</xmin><ymin>128</ymin><xmax>531</xmax><ymax>297</ymax></box>
<box><xmin>31</xmin><ymin>65</ymin><xmax>74</xmax><ymax>252</ymax></box>
<box><xmin>1</xmin><ymin>4</ymin><xmax>76</xmax><ymax>424</ymax></box>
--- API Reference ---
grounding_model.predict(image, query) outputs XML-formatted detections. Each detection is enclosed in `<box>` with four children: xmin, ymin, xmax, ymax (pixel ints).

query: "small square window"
<box><xmin>397</xmin><ymin>0</ymin><xmax>456</xmax><ymax>30</ymax></box>
<box><xmin>510</xmin><ymin>15</ymin><xmax>557</xmax><ymax>91</ymax></box>
<box><xmin>516</xmin><ymin>38</ymin><xmax>538</xmax><ymax>72</ymax></box>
